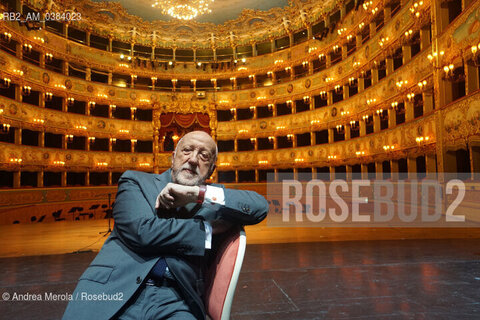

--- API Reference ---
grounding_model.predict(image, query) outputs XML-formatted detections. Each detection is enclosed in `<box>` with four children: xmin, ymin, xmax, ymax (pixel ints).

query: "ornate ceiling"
<box><xmin>32</xmin><ymin>0</ymin><xmax>339</xmax><ymax>48</ymax></box>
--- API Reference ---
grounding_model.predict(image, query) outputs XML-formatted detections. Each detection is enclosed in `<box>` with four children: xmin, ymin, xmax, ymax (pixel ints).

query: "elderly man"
<box><xmin>63</xmin><ymin>131</ymin><xmax>268</xmax><ymax>320</ymax></box>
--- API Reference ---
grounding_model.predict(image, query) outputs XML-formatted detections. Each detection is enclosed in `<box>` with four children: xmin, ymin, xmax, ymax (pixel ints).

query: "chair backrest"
<box><xmin>204</xmin><ymin>226</ymin><xmax>247</xmax><ymax>320</ymax></box>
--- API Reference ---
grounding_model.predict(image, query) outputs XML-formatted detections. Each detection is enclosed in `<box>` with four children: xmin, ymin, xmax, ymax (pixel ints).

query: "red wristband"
<box><xmin>197</xmin><ymin>185</ymin><xmax>207</xmax><ymax>203</ymax></box>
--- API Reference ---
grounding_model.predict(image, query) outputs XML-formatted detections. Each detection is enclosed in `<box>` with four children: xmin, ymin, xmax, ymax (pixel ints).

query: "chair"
<box><xmin>204</xmin><ymin>226</ymin><xmax>247</xmax><ymax>320</ymax></box>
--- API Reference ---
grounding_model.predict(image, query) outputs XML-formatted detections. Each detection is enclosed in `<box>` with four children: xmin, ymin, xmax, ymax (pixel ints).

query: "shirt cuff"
<box><xmin>204</xmin><ymin>186</ymin><xmax>225</xmax><ymax>205</ymax></box>
<box><xmin>204</xmin><ymin>221</ymin><xmax>212</xmax><ymax>249</ymax></box>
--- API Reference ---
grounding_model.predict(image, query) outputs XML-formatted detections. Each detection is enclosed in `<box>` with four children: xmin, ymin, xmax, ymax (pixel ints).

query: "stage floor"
<box><xmin>1</xmin><ymin>239</ymin><xmax>480</xmax><ymax>319</ymax></box>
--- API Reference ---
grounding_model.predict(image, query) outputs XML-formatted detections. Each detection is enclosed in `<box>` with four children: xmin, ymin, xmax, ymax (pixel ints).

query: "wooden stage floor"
<box><xmin>1</xmin><ymin>239</ymin><xmax>480</xmax><ymax>319</ymax></box>
<box><xmin>1</xmin><ymin>219</ymin><xmax>480</xmax><ymax>258</ymax></box>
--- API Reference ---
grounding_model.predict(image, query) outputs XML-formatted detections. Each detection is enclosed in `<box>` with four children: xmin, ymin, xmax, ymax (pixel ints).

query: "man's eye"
<box><xmin>182</xmin><ymin>148</ymin><xmax>191</xmax><ymax>154</ymax></box>
<box><xmin>199</xmin><ymin>153</ymin><xmax>210</xmax><ymax>161</ymax></box>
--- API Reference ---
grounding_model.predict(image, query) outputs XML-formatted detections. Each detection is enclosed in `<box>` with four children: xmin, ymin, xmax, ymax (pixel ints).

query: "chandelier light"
<box><xmin>152</xmin><ymin>0</ymin><xmax>214</xmax><ymax>20</ymax></box>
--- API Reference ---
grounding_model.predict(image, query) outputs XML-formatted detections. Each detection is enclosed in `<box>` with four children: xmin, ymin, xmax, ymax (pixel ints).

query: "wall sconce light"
<box><xmin>2</xmin><ymin>77</ymin><xmax>11</xmax><ymax>88</ymax></box>
<box><xmin>303</xmin><ymin>96</ymin><xmax>310</xmax><ymax>103</ymax></box>
<box><xmin>336</xmin><ymin>124</ymin><xmax>344</xmax><ymax>134</ymax></box>
<box><xmin>131</xmin><ymin>107</ymin><xmax>137</xmax><ymax>118</ymax></box>
<box><xmin>67</xmin><ymin>97</ymin><xmax>75</xmax><ymax>106</ymax></box>
<box><xmin>328</xmin><ymin>155</ymin><xmax>337</xmax><ymax>160</ymax></box>
<box><xmin>416</xmin><ymin>136</ymin><xmax>430</xmax><ymax>144</ymax></box>
<box><xmin>286</xmin><ymin>100</ymin><xmax>293</xmax><ymax>107</ymax></box>
<box><xmin>366</xmin><ymin>98</ymin><xmax>376</xmax><ymax>105</ymax></box>
<box><xmin>45</xmin><ymin>53</ymin><xmax>53</xmax><ymax>62</ymax></box>
<box><xmin>340</xmin><ymin>111</ymin><xmax>350</xmax><ymax>116</ymax></box>
<box><xmin>44</xmin><ymin>92</ymin><xmax>53</xmax><ymax>101</ymax></box>
<box><xmin>378</xmin><ymin>37</ymin><xmax>389</xmax><ymax>47</ymax></box>
<box><xmin>131</xmin><ymin>139</ymin><xmax>137</xmax><ymax>146</ymax></box>
<box><xmin>376</xmin><ymin>108</ymin><xmax>388</xmax><ymax>120</ymax></box>
<box><xmin>362</xmin><ymin>115</ymin><xmax>372</xmax><ymax>124</ymax></box>
<box><xmin>250</xmin><ymin>137</ymin><xmax>256</xmax><ymax>143</ymax></box>
<box><xmin>285</xmin><ymin>67</ymin><xmax>292</xmax><ymax>73</ymax></box>
<box><xmin>65</xmin><ymin>134</ymin><xmax>74</xmax><ymax>143</ymax></box>
<box><xmin>23</xmin><ymin>43</ymin><xmax>32</xmax><ymax>53</ymax></box>
<box><xmin>268</xmin><ymin>136</ymin><xmax>275</xmax><ymax>143</ymax></box>
<box><xmin>22</xmin><ymin>85</ymin><xmax>31</xmax><ymax>96</ymax></box>
<box><xmin>332</xmin><ymin>45</ymin><xmax>340</xmax><ymax>53</ymax></box>
<box><xmin>230</xmin><ymin>108</ymin><xmax>236</xmax><ymax>115</ymax></box>
<box><xmin>110</xmin><ymin>137</ymin><xmax>117</xmax><ymax>145</ymax></box>
<box><xmin>348</xmin><ymin>77</ymin><xmax>357</xmax><ymax>87</ymax></box>
<box><xmin>3</xmin><ymin>32</ymin><xmax>12</xmax><ymax>42</ymax></box>
<box><xmin>320</xmin><ymin>91</ymin><xmax>327</xmax><ymax>100</ymax></box>
<box><xmin>9</xmin><ymin>158</ymin><xmax>22</xmax><ymax>165</ymax></box>
<box><xmin>267</xmin><ymin>71</ymin><xmax>273</xmax><ymax>78</ymax></box>
<box><xmin>470</xmin><ymin>43</ymin><xmax>480</xmax><ymax>66</ymax></box>
<box><xmin>88</xmin><ymin>101</ymin><xmax>96</xmax><ymax>109</ymax></box>
<box><xmin>356</xmin><ymin>151</ymin><xmax>365</xmax><ymax>156</ymax></box>
<box><xmin>350</xmin><ymin>120</ymin><xmax>358</xmax><ymax>130</ymax></box>
<box><xmin>2</xmin><ymin>123</ymin><xmax>11</xmax><ymax>133</ymax></box>
<box><xmin>287</xmin><ymin>134</ymin><xmax>294</xmax><ymax>141</ymax></box>
<box><xmin>396</xmin><ymin>80</ymin><xmax>408</xmax><ymax>89</ymax></box>
<box><xmin>410</xmin><ymin>1</ymin><xmax>424</xmax><ymax>18</ymax></box>
<box><xmin>88</xmin><ymin>137</ymin><xmax>95</xmax><ymax>144</ymax></box>
<box><xmin>417</xmin><ymin>80</ymin><xmax>427</xmax><ymax>89</ymax></box>
<box><xmin>442</xmin><ymin>64</ymin><xmax>465</xmax><ymax>82</ymax></box>
<box><xmin>249</xmin><ymin>106</ymin><xmax>256</xmax><ymax>112</ymax></box>
<box><xmin>406</xmin><ymin>93</ymin><xmax>415</xmax><ymax>101</ymax></box>
<box><xmin>334</xmin><ymin>85</ymin><xmax>342</xmax><ymax>94</ymax></box>
<box><xmin>151</xmin><ymin>77</ymin><xmax>157</xmax><ymax>84</ymax></box>
<box><xmin>302</xmin><ymin>61</ymin><xmax>309</xmax><ymax>68</ymax></box>
<box><xmin>109</xmin><ymin>104</ymin><xmax>116</xmax><ymax>111</ymax></box>
<box><xmin>318</xmin><ymin>53</ymin><xmax>325</xmax><ymax>61</ymax></box>
<box><xmin>383</xmin><ymin>145</ymin><xmax>395</xmax><ymax>151</ymax></box>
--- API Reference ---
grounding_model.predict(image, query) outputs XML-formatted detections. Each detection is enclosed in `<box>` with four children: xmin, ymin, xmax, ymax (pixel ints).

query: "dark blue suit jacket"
<box><xmin>63</xmin><ymin>169</ymin><xmax>268</xmax><ymax>320</ymax></box>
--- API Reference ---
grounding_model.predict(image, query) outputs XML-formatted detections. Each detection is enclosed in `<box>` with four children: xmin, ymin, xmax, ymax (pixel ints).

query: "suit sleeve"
<box><xmin>112</xmin><ymin>171</ymin><xmax>206</xmax><ymax>257</ymax></box>
<box><xmin>197</xmin><ymin>185</ymin><xmax>268</xmax><ymax>225</ymax></box>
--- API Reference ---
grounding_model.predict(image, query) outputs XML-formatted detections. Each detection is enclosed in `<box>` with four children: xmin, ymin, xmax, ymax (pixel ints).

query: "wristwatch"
<box><xmin>197</xmin><ymin>185</ymin><xmax>207</xmax><ymax>203</ymax></box>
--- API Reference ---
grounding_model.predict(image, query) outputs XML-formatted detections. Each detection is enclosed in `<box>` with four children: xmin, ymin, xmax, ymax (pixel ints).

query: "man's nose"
<box><xmin>187</xmin><ymin>151</ymin><xmax>199</xmax><ymax>165</ymax></box>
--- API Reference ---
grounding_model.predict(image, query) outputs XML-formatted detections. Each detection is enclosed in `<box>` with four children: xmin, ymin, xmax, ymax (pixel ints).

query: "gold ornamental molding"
<box><xmin>0</xmin><ymin>141</ymin><xmax>157</xmax><ymax>171</ymax></box>
<box><xmin>0</xmin><ymin>96</ymin><xmax>153</xmax><ymax>140</ymax></box>
<box><xmin>30</xmin><ymin>0</ymin><xmax>341</xmax><ymax>48</ymax></box>
<box><xmin>217</xmin><ymin>50</ymin><xmax>434</xmax><ymax>140</ymax></box>
<box><xmin>217</xmin><ymin>114</ymin><xmax>436</xmax><ymax>170</ymax></box>
<box><xmin>442</xmin><ymin>90</ymin><xmax>480</xmax><ymax>149</ymax></box>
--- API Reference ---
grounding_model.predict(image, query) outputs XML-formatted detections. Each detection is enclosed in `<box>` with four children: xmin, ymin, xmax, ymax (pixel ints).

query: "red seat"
<box><xmin>204</xmin><ymin>226</ymin><xmax>247</xmax><ymax>320</ymax></box>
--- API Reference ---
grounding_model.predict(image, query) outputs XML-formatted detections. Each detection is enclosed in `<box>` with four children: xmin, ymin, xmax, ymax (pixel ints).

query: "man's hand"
<box><xmin>210</xmin><ymin>220</ymin><xmax>233</xmax><ymax>234</ymax></box>
<box><xmin>156</xmin><ymin>183</ymin><xmax>199</xmax><ymax>209</ymax></box>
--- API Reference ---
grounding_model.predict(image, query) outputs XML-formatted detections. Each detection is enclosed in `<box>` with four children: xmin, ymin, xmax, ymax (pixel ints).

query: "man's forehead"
<box><xmin>179</xmin><ymin>132</ymin><xmax>216</xmax><ymax>151</ymax></box>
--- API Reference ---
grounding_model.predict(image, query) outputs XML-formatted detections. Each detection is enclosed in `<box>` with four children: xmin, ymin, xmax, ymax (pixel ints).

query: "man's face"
<box><xmin>171</xmin><ymin>132</ymin><xmax>216</xmax><ymax>186</ymax></box>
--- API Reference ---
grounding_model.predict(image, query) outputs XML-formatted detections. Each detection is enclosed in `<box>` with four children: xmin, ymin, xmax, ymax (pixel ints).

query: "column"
<box><xmin>420</xmin><ymin>27</ymin><xmax>431</xmax><ymax>51</ymax></box>
<box><xmin>288</xmin><ymin>33</ymin><xmax>293</xmax><ymax>48</ymax></box>
<box><xmin>407</xmin><ymin>157</ymin><xmax>417</xmax><ymax>179</ymax></box>
<box><xmin>423</xmin><ymin>92</ymin><xmax>434</xmax><ymax>114</ymax></box>
<box><xmin>13</xmin><ymin>171</ymin><xmax>20</xmax><ymax>188</ymax></box>
<box><xmin>37</xmin><ymin>170</ymin><xmax>44</xmax><ymax>188</ymax></box>
<box><xmin>388</xmin><ymin>108</ymin><xmax>396</xmax><ymax>128</ymax></box>
<box><xmin>15</xmin><ymin>128</ymin><xmax>21</xmax><ymax>144</ymax></box>
<box><xmin>86</xmin><ymin>67</ymin><xmax>91</xmax><ymax>81</ymax></box>
<box><xmin>359</xmin><ymin>119</ymin><xmax>366</xmax><ymax>136</ymax></box>
<box><xmin>390</xmin><ymin>159</ymin><xmax>399</xmax><ymax>180</ymax></box>
<box><xmin>372</xmin><ymin>68</ymin><xmax>379</xmax><ymax>85</ymax></box>
<box><xmin>61</xmin><ymin>172</ymin><xmax>67</xmax><ymax>187</ymax></box>
<box><xmin>386</xmin><ymin>57</ymin><xmax>394</xmax><ymax>76</ymax></box>
<box><xmin>375</xmin><ymin>161</ymin><xmax>383</xmax><ymax>180</ymax></box>
<box><xmin>270</xmin><ymin>38</ymin><xmax>276</xmax><ymax>53</ymax></box>
<box><xmin>108</xmin><ymin>172</ymin><xmax>112</xmax><ymax>185</ymax></box>
<box><xmin>402</xmin><ymin>45</ymin><xmax>412</xmax><ymax>65</ymax></box>
<box><xmin>425</xmin><ymin>154</ymin><xmax>437</xmax><ymax>177</ymax></box>
<box><xmin>405</xmin><ymin>99</ymin><xmax>414</xmax><ymax>122</ymax></box>
<box><xmin>252</xmin><ymin>43</ymin><xmax>257</xmax><ymax>57</ymax></box>
<box><xmin>86</xmin><ymin>170</ymin><xmax>90</xmax><ymax>186</ymax></box>
<box><xmin>361</xmin><ymin>164</ymin><xmax>368</xmax><ymax>180</ymax></box>
<box><xmin>465</xmin><ymin>63</ymin><xmax>479</xmax><ymax>94</ymax></box>
<box><xmin>373</xmin><ymin>113</ymin><xmax>380</xmax><ymax>133</ymax></box>
<box><xmin>346</xmin><ymin>165</ymin><xmax>352</xmax><ymax>181</ymax></box>
<box><xmin>328</xmin><ymin>128</ymin><xmax>334</xmax><ymax>143</ymax></box>
<box><xmin>86</xmin><ymin>31</ymin><xmax>91</xmax><ymax>46</ymax></box>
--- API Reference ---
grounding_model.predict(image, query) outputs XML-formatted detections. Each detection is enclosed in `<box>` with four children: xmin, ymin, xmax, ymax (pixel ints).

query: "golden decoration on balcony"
<box><xmin>119</xmin><ymin>129</ymin><xmax>130</xmax><ymax>134</ymax></box>
<box><xmin>53</xmin><ymin>161</ymin><xmax>65</xmax><ymax>166</ymax></box>
<box><xmin>10</xmin><ymin>158</ymin><xmax>23</xmax><ymax>164</ymax></box>
<box><xmin>258</xmin><ymin>160</ymin><xmax>269</xmax><ymax>165</ymax></box>
<box><xmin>13</xmin><ymin>69</ymin><xmax>24</xmax><ymax>76</ymax></box>
<box><xmin>96</xmin><ymin>162</ymin><xmax>108</xmax><ymax>167</ymax></box>
<box><xmin>139</xmin><ymin>162</ymin><xmax>151</xmax><ymax>167</ymax></box>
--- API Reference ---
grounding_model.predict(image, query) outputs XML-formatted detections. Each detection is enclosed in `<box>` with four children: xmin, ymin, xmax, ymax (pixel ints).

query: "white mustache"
<box><xmin>181</xmin><ymin>165</ymin><xmax>200</xmax><ymax>175</ymax></box>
